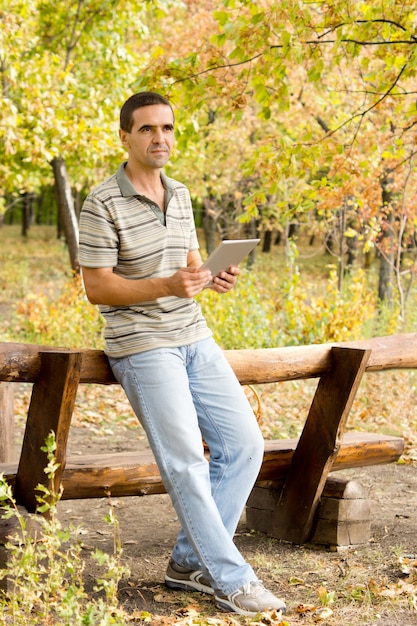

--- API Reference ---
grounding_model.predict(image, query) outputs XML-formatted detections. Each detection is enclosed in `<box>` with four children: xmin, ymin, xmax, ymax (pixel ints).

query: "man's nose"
<box><xmin>153</xmin><ymin>128</ymin><xmax>164</xmax><ymax>142</ymax></box>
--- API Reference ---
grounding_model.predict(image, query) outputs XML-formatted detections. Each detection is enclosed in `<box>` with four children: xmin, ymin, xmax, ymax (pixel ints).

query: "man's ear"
<box><xmin>119</xmin><ymin>129</ymin><xmax>129</xmax><ymax>146</ymax></box>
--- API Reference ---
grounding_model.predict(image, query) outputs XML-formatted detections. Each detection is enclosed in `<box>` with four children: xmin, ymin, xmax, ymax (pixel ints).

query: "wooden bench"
<box><xmin>0</xmin><ymin>334</ymin><xmax>413</xmax><ymax>551</ymax></box>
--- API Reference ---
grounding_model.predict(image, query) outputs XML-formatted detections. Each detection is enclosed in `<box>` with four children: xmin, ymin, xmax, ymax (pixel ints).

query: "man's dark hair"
<box><xmin>120</xmin><ymin>92</ymin><xmax>174</xmax><ymax>132</ymax></box>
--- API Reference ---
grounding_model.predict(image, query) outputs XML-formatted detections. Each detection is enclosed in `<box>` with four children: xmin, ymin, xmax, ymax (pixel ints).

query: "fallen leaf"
<box><xmin>296</xmin><ymin>603</ymin><xmax>317</xmax><ymax>614</ymax></box>
<box><xmin>127</xmin><ymin>610</ymin><xmax>153</xmax><ymax>622</ymax></box>
<box><xmin>153</xmin><ymin>592</ymin><xmax>177</xmax><ymax>603</ymax></box>
<box><xmin>316</xmin><ymin>607</ymin><xmax>333</xmax><ymax>620</ymax></box>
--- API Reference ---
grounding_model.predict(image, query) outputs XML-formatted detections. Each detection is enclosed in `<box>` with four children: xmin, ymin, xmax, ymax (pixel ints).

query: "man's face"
<box><xmin>119</xmin><ymin>104</ymin><xmax>175</xmax><ymax>170</ymax></box>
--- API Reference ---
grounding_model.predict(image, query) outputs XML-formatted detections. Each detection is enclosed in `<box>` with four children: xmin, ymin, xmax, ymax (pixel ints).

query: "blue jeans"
<box><xmin>108</xmin><ymin>336</ymin><xmax>264</xmax><ymax>594</ymax></box>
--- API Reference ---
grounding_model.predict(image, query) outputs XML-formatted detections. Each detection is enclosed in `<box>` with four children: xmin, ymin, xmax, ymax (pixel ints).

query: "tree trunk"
<box><xmin>338</xmin><ymin>205</ymin><xmax>346</xmax><ymax>291</ymax></box>
<box><xmin>378</xmin><ymin>250</ymin><xmax>393</xmax><ymax>302</ymax></box>
<box><xmin>263</xmin><ymin>230</ymin><xmax>272</xmax><ymax>253</ymax></box>
<box><xmin>202</xmin><ymin>195</ymin><xmax>218</xmax><ymax>255</ymax></box>
<box><xmin>243</xmin><ymin>218</ymin><xmax>259</xmax><ymax>269</ymax></box>
<box><xmin>287</xmin><ymin>221</ymin><xmax>299</xmax><ymax>240</ymax></box>
<box><xmin>378</xmin><ymin>175</ymin><xmax>395</xmax><ymax>303</ymax></box>
<box><xmin>21</xmin><ymin>192</ymin><xmax>31</xmax><ymax>237</ymax></box>
<box><xmin>51</xmin><ymin>157</ymin><xmax>79</xmax><ymax>274</ymax></box>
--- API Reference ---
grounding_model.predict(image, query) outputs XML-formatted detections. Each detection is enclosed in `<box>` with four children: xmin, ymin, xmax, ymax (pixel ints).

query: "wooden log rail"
<box><xmin>0</xmin><ymin>333</ymin><xmax>414</xmax><ymax>545</ymax></box>
<box><xmin>2</xmin><ymin>333</ymin><xmax>417</xmax><ymax>385</ymax></box>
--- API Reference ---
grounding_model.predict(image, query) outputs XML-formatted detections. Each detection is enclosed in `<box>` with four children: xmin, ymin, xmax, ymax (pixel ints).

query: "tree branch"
<box><xmin>322</xmin><ymin>62</ymin><xmax>408</xmax><ymax>139</ymax></box>
<box><xmin>385</xmin><ymin>149</ymin><xmax>417</xmax><ymax>175</ymax></box>
<box><xmin>318</xmin><ymin>18</ymin><xmax>410</xmax><ymax>39</ymax></box>
<box><xmin>64</xmin><ymin>0</ymin><xmax>84</xmax><ymax>69</ymax></box>
<box><xmin>172</xmin><ymin>52</ymin><xmax>264</xmax><ymax>84</ymax></box>
<box><xmin>316</xmin><ymin>39</ymin><xmax>417</xmax><ymax>46</ymax></box>
<box><xmin>172</xmin><ymin>34</ymin><xmax>416</xmax><ymax>85</ymax></box>
<box><xmin>63</xmin><ymin>0</ymin><xmax>123</xmax><ymax>69</ymax></box>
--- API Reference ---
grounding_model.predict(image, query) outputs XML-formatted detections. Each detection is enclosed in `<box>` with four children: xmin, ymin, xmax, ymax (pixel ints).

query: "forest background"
<box><xmin>1</xmin><ymin>0</ymin><xmax>417</xmax><ymax>322</ymax></box>
<box><xmin>1</xmin><ymin>1</ymin><xmax>417</xmax><ymax>625</ymax></box>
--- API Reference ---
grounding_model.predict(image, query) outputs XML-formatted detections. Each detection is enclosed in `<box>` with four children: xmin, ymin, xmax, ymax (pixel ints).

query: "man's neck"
<box><xmin>125</xmin><ymin>162</ymin><xmax>163</xmax><ymax>194</ymax></box>
<box><xmin>125</xmin><ymin>162</ymin><xmax>165</xmax><ymax>209</ymax></box>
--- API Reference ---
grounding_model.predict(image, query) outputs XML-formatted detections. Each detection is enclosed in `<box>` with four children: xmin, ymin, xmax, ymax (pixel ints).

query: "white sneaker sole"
<box><xmin>214</xmin><ymin>594</ymin><xmax>286</xmax><ymax>616</ymax></box>
<box><xmin>165</xmin><ymin>572</ymin><xmax>214</xmax><ymax>595</ymax></box>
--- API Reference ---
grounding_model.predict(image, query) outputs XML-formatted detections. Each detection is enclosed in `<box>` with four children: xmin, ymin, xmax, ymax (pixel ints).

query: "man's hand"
<box><xmin>210</xmin><ymin>266</ymin><xmax>239</xmax><ymax>293</ymax></box>
<box><xmin>168</xmin><ymin>267</ymin><xmax>212</xmax><ymax>298</ymax></box>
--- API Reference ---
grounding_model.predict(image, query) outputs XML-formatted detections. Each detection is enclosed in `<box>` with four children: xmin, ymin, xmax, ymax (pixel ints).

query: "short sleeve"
<box><xmin>79</xmin><ymin>194</ymin><xmax>119</xmax><ymax>268</ymax></box>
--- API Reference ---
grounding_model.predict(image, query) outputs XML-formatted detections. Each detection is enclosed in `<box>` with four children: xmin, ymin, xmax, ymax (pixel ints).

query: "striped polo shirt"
<box><xmin>79</xmin><ymin>162</ymin><xmax>211</xmax><ymax>357</ymax></box>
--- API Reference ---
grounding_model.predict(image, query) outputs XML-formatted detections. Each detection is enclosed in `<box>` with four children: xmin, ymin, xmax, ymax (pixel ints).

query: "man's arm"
<box><xmin>82</xmin><ymin>250</ymin><xmax>212</xmax><ymax>306</ymax></box>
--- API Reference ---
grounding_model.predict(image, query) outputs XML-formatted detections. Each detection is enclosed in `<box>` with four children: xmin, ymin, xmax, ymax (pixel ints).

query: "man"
<box><xmin>78</xmin><ymin>91</ymin><xmax>286</xmax><ymax>617</ymax></box>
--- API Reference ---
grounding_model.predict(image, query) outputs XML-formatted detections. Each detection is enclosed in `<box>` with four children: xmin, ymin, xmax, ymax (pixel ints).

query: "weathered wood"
<box><xmin>226</xmin><ymin>333</ymin><xmax>417</xmax><ymax>384</ymax></box>
<box><xmin>271</xmin><ymin>347</ymin><xmax>371</xmax><ymax>543</ymax></box>
<box><xmin>247</xmin><ymin>476</ymin><xmax>372</xmax><ymax>548</ymax></box>
<box><xmin>1</xmin><ymin>333</ymin><xmax>417</xmax><ymax>385</ymax></box>
<box><xmin>316</xmin><ymin>488</ymin><xmax>370</xmax><ymax>522</ymax></box>
<box><xmin>0</xmin><ymin>432</ymin><xmax>403</xmax><ymax>500</ymax></box>
<box><xmin>0</xmin><ymin>382</ymin><xmax>14</xmax><ymax>463</ymax></box>
<box><xmin>261</xmin><ymin>432</ymin><xmax>404</xmax><ymax>479</ymax></box>
<box><xmin>0</xmin><ymin>342</ymin><xmax>115</xmax><ymax>385</ymax></box>
<box><xmin>310</xmin><ymin>477</ymin><xmax>371</xmax><ymax>547</ymax></box>
<box><xmin>0</xmin><ymin>337</ymin><xmax>409</xmax><ymax>548</ymax></box>
<box><xmin>312</xmin><ymin>519</ymin><xmax>371</xmax><ymax>547</ymax></box>
<box><xmin>14</xmin><ymin>352</ymin><xmax>82</xmax><ymax>512</ymax></box>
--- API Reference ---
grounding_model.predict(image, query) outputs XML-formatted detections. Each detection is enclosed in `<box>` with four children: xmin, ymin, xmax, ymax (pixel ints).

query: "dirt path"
<box><xmin>7</xmin><ymin>383</ymin><xmax>417</xmax><ymax>624</ymax></box>
<box><xmin>57</xmin><ymin>425</ymin><xmax>417</xmax><ymax>625</ymax></box>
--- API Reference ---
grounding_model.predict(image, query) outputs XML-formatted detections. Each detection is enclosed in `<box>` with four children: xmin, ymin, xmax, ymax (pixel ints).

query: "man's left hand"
<box><xmin>210</xmin><ymin>266</ymin><xmax>239</xmax><ymax>293</ymax></box>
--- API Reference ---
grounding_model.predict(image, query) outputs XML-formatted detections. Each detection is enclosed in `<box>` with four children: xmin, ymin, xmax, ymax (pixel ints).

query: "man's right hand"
<box><xmin>168</xmin><ymin>267</ymin><xmax>212</xmax><ymax>298</ymax></box>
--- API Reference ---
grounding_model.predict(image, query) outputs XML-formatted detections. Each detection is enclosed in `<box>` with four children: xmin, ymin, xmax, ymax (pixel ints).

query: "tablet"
<box><xmin>201</xmin><ymin>239</ymin><xmax>260</xmax><ymax>283</ymax></box>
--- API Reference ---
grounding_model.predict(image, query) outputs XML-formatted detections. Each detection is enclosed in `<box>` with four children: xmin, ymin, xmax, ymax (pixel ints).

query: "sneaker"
<box><xmin>215</xmin><ymin>581</ymin><xmax>286</xmax><ymax>616</ymax></box>
<box><xmin>165</xmin><ymin>559</ymin><xmax>214</xmax><ymax>595</ymax></box>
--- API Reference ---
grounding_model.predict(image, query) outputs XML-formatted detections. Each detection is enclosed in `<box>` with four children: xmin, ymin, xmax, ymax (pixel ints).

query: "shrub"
<box><xmin>275</xmin><ymin>264</ymin><xmax>376</xmax><ymax>345</ymax></box>
<box><xmin>12</xmin><ymin>275</ymin><xmax>105</xmax><ymax>349</ymax></box>
<box><xmin>198</xmin><ymin>269</ymin><xmax>280</xmax><ymax>349</ymax></box>
<box><xmin>0</xmin><ymin>433</ymin><xmax>135</xmax><ymax>625</ymax></box>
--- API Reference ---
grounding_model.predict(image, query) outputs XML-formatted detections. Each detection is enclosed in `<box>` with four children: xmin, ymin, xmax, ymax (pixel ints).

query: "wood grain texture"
<box><xmin>0</xmin><ymin>337</ymin><xmax>409</xmax><ymax>544</ymax></box>
<box><xmin>1</xmin><ymin>333</ymin><xmax>417</xmax><ymax>385</ymax></box>
<box><xmin>270</xmin><ymin>347</ymin><xmax>371</xmax><ymax>543</ymax></box>
<box><xmin>14</xmin><ymin>352</ymin><xmax>82</xmax><ymax>512</ymax></box>
<box><xmin>1</xmin><ymin>432</ymin><xmax>403</xmax><ymax>500</ymax></box>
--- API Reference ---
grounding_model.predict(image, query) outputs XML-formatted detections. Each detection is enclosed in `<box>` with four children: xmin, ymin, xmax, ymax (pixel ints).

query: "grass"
<box><xmin>1</xmin><ymin>224</ymin><xmax>417</xmax><ymax>625</ymax></box>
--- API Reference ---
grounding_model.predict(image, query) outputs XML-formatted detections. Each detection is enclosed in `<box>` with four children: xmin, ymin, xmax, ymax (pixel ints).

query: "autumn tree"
<box><xmin>135</xmin><ymin>0</ymin><xmax>417</xmax><ymax>302</ymax></box>
<box><xmin>0</xmin><ymin>0</ymin><xmax>176</xmax><ymax>268</ymax></box>
<box><xmin>2</xmin><ymin>0</ymin><xmax>417</xmax><ymax>306</ymax></box>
